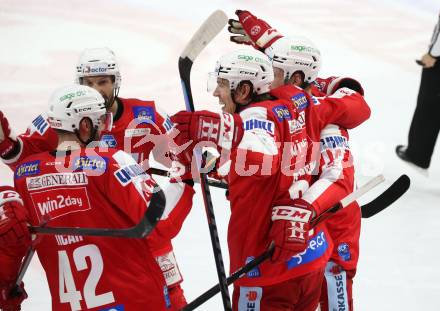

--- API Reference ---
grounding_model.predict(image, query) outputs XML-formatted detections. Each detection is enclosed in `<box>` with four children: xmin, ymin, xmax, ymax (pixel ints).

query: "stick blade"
<box><xmin>361</xmin><ymin>174</ymin><xmax>410</xmax><ymax>218</ymax></box>
<box><xmin>179</xmin><ymin>10</ymin><xmax>228</xmax><ymax>61</ymax></box>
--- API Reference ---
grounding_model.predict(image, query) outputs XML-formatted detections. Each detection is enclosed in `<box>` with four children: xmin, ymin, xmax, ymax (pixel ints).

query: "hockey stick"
<box><xmin>149</xmin><ymin>167</ymin><xmax>228</xmax><ymax>190</ymax></box>
<box><xmin>183</xmin><ymin>174</ymin><xmax>410</xmax><ymax>310</ymax></box>
<box><xmin>29</xmin><ymin>189</ymin><xmax>165</xmax><ymax>238</ymax></box>
<box><xmin>178</xmin><ymin>10</ymin><xmax>231</xmax><ymax>311</ymax></box>
<box><xmin>361</xmin><ymin>174</ymin><xmax>410</xmax><ymax>218</ymax></box>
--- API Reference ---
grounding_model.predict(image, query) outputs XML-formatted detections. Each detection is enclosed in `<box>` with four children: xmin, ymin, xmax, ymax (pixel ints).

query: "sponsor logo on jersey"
<box><xmin>238</xmin><ymin>287</ymin><xmax>262</xmax><ymax>311</ymax></box>
<box><xmin>31</xmin><ymin>115</ymin><xmax>49</xmax><ymax>135</ymax></box>
<box><xmin>292</xmin><ymin>160</ymin><xmax>318</xmax><ymax>181</ymax></box>
<box><xmin>30</xmin><ymin>187</ymin><xmax>91</xmax><ymax>220</ymax></box>
<box><xmin>155</xmin><ymin>251</ymin><xmax>182</xmax><ymax>286</ymax></box>
<box><xmin>290</xmin><ymin>93</ymin><xmax>309</xmax><ymax>110</ymax></box>
<box><xmin>163</xmin><ymin>286</ymin><xmax>171</xmax><ymax>309</ymax></box>
<box><xmin>245</xmin><ymin>256</ymin><xmax>261</xmax><ymax>278</ymax></box>
<box><xmin>320</xmin><ymin>135</ymin><xmax>349</xmax><ymax>151</ymax></box>
<box><xmin>15</xmin><ymin>160</ymin><xmax>40</xmax><ymax>178</ymax></box>
<box><xmin>133</xmin><ymin>106</ymin><xmax>155</xmax><ymax>124</ymax></box>
<box><xmin>114</xmin><ymin>164</ymin><xmax>147</xmax><ymax>186</ymax></box>
<box><xmin>325</xmin><ymin>261</ymin><xmax>348</xmax><ymax>311</ymax></box>
<box><xmin>272</xmin><ymin>105</ymin><xmax>292</xmax><ymax>121</ymax></box>
<box><xmin>100</xmin><ymin>134</ymin><xmax>117</xmax><ymax>148</ymax></box>
<box><xmin>288</xmin><ymin>111</ymin><xmax>305</xmax><ymax>134</ymax></box>
<box><xmin>26</xmin><ymin>172</ymin><xmax>88</xmax><ymax>190</ymax></box>
<box><xmin>334</xmin><ymin>273</ymin><xmax>348</xmax><ymax>310</ymax></box>
<box><xmin>72</xmin><ymin>156</ymin><xmax>108</xmax><ymax>172</ymax></box>
<box><xmin>243</xmin><ymin>118</ymin><xmax>275</xmax><ymax>135</ymax></box>
<box><xmin>287</xmin><ymin>230</ymin><xmax>328</xmax><ymax>269</ymax></box>
<box><xmin>162</xmin><ymin>116</ymin><xmax>174</xmax><ymax>133</ymax></box>
<box><xmin>125</xmin><ymin>128</ymin><xmax>151</xmax><ymax>137</ymax></box>
<box><xmin>98</xmin><ymin>304</ymin><xmax>125</xmax><ymax>311</ymax></box>
<box><xmin>337</xmin><ymin>242</ymin><xmax>351</xmax><ymax>261</ymax></box>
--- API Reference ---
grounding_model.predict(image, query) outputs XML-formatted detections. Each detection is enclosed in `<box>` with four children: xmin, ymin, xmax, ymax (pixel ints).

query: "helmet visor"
<box><xmin>207</xmin><ymin>72</ymin><xmax>220</xmax><ymax>93</ymax></box>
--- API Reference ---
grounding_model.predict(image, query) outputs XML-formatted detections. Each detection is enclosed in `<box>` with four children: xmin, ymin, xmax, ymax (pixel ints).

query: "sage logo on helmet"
<box><xmin>207</xmin><ymin>49</ymin><xmax>274</xmax><ymax>95</ymax></box>
<box><xmin>46</xmin><ymin>84</ymin><xmax>110</xmax><ymax>133</ymax></box>
<box><xmin>266</xmin><ymin>36</ymin><xmax>321</xmax><ymax>83</ymax></box>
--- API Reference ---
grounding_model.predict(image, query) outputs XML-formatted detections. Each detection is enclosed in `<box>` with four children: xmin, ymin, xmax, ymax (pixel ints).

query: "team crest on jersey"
<box><xmin>15</xmin><ymin>160</ymin><xmax>40</xmax><ymax>178</ymax></box>
<box><xmin>133</xmin><ymin>106</ymin><xmax>155</xmax><ymax>124</ymax></box>
<box><xmin>243</xmin><ymin>118</ymin><xmax>275</xmax><ymax>135</ymax></box>
<box><xmin>72</xmin><ymin>156</ymin><xmax>108</xmax><ymax>172</ymax></box>
<box><xmin>337</xmin><ymin>243</ymin><xmax>351</xmax><ymax>261</ymax></box>
<box><xmin>31</xmin><ymin>115</ymin><xmax>49</xmax><ymax>135</ymax></box>
<box><xmin>100</xmin><ymin>134</ymin><xmax>117</xmax><ymax>148</ymax></box>
<box><xmin>290</xmin><ymin>93</ymin><xmax>309</xmax><ymax>110</ymax></box>
<box><xmin>272</xmin><ymin>105</ymin><xmax>292</xmax><ymax>121</ymax></box>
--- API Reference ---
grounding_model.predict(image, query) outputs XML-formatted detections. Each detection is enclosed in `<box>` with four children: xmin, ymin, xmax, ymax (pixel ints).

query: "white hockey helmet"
<box><xmin>75</xmin><ymin>47</ymin><xmax>121</xmax><ymax>88</ymax></box>
<box><xmin>208</xmin><ymin>49</ymin><xmax>274</xmax><ymax>95</ymax></box>
<box><xmin>47</xmin><ymin>84</ymin><xmax>112</xmax><ymax>133</ymax></box>
<box><xmin>266</xmin><ymin>36</ymin><xmax>321</xmax><ymax>83</ymax></box>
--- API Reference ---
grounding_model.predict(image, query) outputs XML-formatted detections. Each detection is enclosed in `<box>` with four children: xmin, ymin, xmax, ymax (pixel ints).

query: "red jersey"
<box><xmin>224</xmin><ymin>85</ymin><xmax>369</xmax><ymax>286</ymax></box>
<box><xmin>14</xmin><ymin>148</ymin><xmax>171</xmax><ymax>310</ymax></box>
<box><xmin>2</xmin><ymin>97</ymin><xmax>192</xmax><ymax>284</ymax></box>
<box><xmin>306</xmin><ymin>77</ymin><xmax>363</xmax><ymax>270</ymax></box>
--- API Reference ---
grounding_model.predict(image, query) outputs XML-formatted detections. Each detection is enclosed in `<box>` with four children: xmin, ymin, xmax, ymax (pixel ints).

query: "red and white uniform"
<box><xmin>13</xmin><ymin>148</ymin><xmax>180</xmax><ymax>310</ymax></box>
<box><xmin>220</xmin><ymin>85</ymin><xmax>369</xmax><ymax>309</ymax></box>
<box><xmin>309</xmin><ymin>77</ymin><xmax>362</xmax><ymax>311</ymax></box>
<box><xmin>2</xmin><ymin>98</ymin><xmax>189</xmax><ymax>309</ymax></box>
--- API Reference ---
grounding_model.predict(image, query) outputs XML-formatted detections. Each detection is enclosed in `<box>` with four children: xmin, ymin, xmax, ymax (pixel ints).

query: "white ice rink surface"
<box><xmin>1</xmin><ymin>0</ymin><xmax>439</xmax><ymax>310</ymax></box>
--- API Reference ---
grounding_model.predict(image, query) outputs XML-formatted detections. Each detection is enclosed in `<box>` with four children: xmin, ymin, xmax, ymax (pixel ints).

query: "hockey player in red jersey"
<box><xmin>172</xmin><ymin>47</ymin><xmax>370</xmax><ymax>310</ymax></box>
<box><xmin>0</xmin><ymin>48</ymin><xmax>189</xmax><ymax>309</ymax></box>
<box><xmin>0</xmin><ymin>84</ymin><xmax>197</xmax><ymax>310</ymax></box>
<box><xmin>228</xmin><ymin>10</ymin><xmax>365</xmax><ymax>310</ymax></box>
<box><xmin>0</xmin><ymin>186</ymin><xmax>30</xmax><ymax>311</ymax></box>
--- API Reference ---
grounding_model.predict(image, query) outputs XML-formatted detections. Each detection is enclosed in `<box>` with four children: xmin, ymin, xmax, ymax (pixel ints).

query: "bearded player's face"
<box><xmin>82</xmin><ymin>76</ymin><xmax>115</xmax><ymax>108</ymax></box>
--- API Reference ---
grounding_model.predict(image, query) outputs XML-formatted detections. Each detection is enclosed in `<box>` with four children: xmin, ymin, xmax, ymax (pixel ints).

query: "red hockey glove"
<box><xmin>0</xmin><ymin>187</ymin><xmax>30</xmax><ymax>250</ymax></box>
<box><xmin>269</xmin><ymin>199</ymin><xmax>315</xmax><ymax>262</ymax></box>
<box><xmin>228</xmin><ymin>10</ymin><xmax>283</xmax><ymax>50</ymax></box>
<box><xmin>171</xmin><ymin>110</ymin><xmax>243</xmax><ymax>155</ymax></box>
<box><xmin>0</xmin><ymin>112</ymin><xmax>19</xmax><ymax>159</ymax></box>
<box><xmin>0</xmin><ymin>282</ymin><xmax>27</xmax><ymax>311</ymax></box>
<box><xmin>316</xmin><ymin>76</ymin><xmax>364</xmax><ymax>96</ymax></box>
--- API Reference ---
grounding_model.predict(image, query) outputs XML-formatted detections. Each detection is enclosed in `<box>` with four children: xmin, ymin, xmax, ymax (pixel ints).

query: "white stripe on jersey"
<box><xmin>238</xmin><ymin>106</ymin><xmax>278</xmax><ymax>156</ymax></box>
<box><xmin>160</xmin><ymin>182</ymin><xmax>185</xmax><ymax>220</ymax></box>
